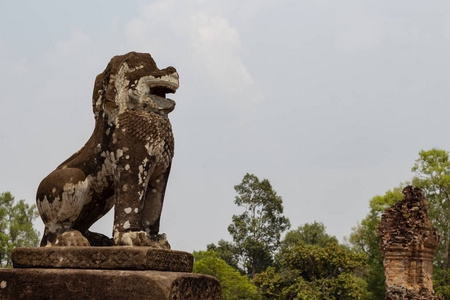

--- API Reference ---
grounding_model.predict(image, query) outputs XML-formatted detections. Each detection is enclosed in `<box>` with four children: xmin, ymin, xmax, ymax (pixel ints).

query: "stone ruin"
<box><xmin>378</xmin><ymin>185</ymin><xmax>442</xmax><ymax>300</ymax></box>
<box><xmin>0</xmin><ymin>52</ymin><xmax>221</xmax><ymax>299</ymax></box>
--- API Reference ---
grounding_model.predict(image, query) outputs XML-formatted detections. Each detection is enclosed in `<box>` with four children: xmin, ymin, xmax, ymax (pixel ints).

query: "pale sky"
<box><xmin>1</xmin><ymin>0</ymin><xmax>450</xmax><ymax>252</ymax></box>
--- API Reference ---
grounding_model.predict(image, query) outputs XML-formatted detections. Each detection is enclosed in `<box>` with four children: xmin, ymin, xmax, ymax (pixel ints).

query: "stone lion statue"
<box><xmin>36</xmin><ymin>52</ymin><xmax>179</xmax><ymax>248</ymax></box>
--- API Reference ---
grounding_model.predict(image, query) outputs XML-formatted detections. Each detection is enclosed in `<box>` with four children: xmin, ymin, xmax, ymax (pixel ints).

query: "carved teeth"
<box><xmin>148</xmin><ymin>72</ymin><xmax>179</xmax><ymax>94</ymax></box>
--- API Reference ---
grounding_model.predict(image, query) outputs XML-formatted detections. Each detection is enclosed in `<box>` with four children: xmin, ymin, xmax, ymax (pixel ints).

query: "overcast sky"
<box><xmin>1</xmin><ymin>0</ymin><xmax>450</xmax><ymax>252</ymax></box>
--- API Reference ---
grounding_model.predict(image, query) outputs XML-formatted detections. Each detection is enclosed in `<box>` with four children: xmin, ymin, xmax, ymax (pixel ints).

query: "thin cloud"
<box><xmin>125</xmin><ymin>0</ymin><xmax>260</xmax><ymax>103</ymax></box>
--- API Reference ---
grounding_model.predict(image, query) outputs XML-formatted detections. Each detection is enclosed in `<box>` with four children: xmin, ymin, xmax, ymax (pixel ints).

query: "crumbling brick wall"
<box><xmin>378</xmin><ymin>186</ymin><xmax>442</xmax><ymax>300</ymax></box>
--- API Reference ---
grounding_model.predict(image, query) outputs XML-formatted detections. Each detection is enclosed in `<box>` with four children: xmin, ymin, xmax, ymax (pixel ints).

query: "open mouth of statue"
<box><xmin>150</xmin><ymin>86</ymin><xmax>176</xmax><ymax>98</ymax></box>
<box><xmin>148</xmin><ymin>72</ymin><xmax>179</xmax><ymax>99</ymax></box>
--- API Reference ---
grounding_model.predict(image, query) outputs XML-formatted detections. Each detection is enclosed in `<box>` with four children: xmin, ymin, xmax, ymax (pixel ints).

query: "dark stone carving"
<box><xmin>36</xmin><ymin>52</ymin><xmax>179</xmax><ymax>247</ymax></box>
<box><xmin>378</xmin><ymin>186</ymin><xmax>443</xmax><ymax>300</ymax></box>
<box><xmin>12</xmin><ymin>247</ymin><xmax>193</xmax><ymax>272</ymax></box>
<box><xmin>170</xmin><ymin>276</ymin><xmax>222</xmax><ymax>300</ymax></box>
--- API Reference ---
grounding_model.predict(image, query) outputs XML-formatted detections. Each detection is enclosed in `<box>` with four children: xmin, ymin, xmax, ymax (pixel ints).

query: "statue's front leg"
<box><xmin>140</xmin><ymin>165</ymin><xmax>172</xmax><ymax>249</ymax></box>
<box><xmin>113</xmin><ymin>153</ymin><xmax>155</xmax><ymax>246</ymax></box>
<box><xmin>142</xmin><ymin>165</ymin><xmax>171</xmax><ymax>235</ymax></box>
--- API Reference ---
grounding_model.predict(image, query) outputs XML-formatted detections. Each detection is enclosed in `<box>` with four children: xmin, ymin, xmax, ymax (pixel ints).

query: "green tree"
<box><xmin>0</xmin><ymin>192</ymin><xmax>40</xmax><ymax>267</ymax></box>
<box><xmin>281</xmin><ymin>221</ymin><xmax>338</xmax><ymax>250</ymax></box>
<box><xmin>207</xmin><ymin>239</ymin><xmax>241</xmax><ymax>272</ymax></box>
<box><xmin>348</xmin><ymin>187</ymin><xmax>404</xmax><ymax>300</ymax></box>
<box><xmin>193</xmin><ymin>250</ymin><xmax>259</xmax><ymax>300</ymax></box>
<box><xmin>228</xmin><ymin>173</ymin><xmax>290</xmax><ymax>278</ymax></box>
<box><xmin>412</xmin><ymin>148</ymin><xmax>450</xmax><ymax>298</ymax></box>
<box><xmin>254</xmin><ymin>242</ymin><xmax>367</xmax><ymax>299</ymax></box>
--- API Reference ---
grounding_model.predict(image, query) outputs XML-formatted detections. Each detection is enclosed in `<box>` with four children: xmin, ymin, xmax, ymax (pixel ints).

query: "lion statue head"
<box><xmin>92</xmin><ymin>52</ymin><xmax>179</xmax><ymax>121</ymax></box>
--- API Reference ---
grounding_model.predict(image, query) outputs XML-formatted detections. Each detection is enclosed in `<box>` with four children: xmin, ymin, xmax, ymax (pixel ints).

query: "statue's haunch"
<box><xmin>36</xmin><ymin>52</ymin><xmax>179</xmax><ymax>248</ymax></box>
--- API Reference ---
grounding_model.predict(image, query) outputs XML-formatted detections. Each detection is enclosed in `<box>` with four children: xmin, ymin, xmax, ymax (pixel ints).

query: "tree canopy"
<box><xmin>193</xmin><ymin>250</ymin><xmax>259</xmax><ymax>300</ymax></box>
<box><xmin>281</xmin><ymin>221</ymin><xmax>338</xmax><ymax>250</ymax></box>
<box><xmin>228</xmin><ymin>173</ymin><xmax>290</xmax><ymax>278</ymax></box>
<box><xmin>207</xmin><ymin>239</ymin><xmax>241</xmax><ymax>272</ymax></box>
<box><xmin>199</xmin><ymin>159</ymin><xmax>449</xmax><ymax>299</ymax></box>
<box><xmin>412</xmin><ymin>149</ymin><xmax>450</xmax><ymax>298</ymax></box>
<box><xmin>254</xmin><ymin>242</ymin><xmax>368</xmax><ymax>300</ymax></box>
<box><xmin>0</xmin><ymin>192</ymin><xmax>40</xmax><ymax>267</ymax></box>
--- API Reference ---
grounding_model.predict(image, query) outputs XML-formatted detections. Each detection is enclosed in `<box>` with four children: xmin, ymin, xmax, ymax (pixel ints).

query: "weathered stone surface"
<box><xmin>0</xmin><ymin>268</ymin><xmax>221</xmax><ymax>300</ymax></box>
<box><xmin>12</xmin><ymin>247</ymin><xmax>193</xmax><ymax>272</ymax></box>
<box><xmin>378</xmin><ymin>186</ymin><xmax>442</xmax><ymax>300</ymax></box>
<box><xmin>9</xmin><ymin>53</ymin><xmax>220</xmax><ymax>299</ymax></box>
<box><xmin>36</xmin><ymin>52</ymin><xmax>180</xmax><ymax>248</ymax></box>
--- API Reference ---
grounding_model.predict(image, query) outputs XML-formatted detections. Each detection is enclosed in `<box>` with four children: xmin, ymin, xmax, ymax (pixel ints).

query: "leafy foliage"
<box><xmin>254</xmin><ymin>242</ymin><xmax>367</xmax><ymax>299</ymax></box>
<box><xmin>281</xmin><ymin>221</ymin><xmax>338</xmax><ymax>249</ymax></box>
<box><xmin>228</xmin><ymin>173</ymin><xmax>290</xmax><ymax>278</ymax></box>
<box><xmin>207</xmin><ymin>239</ymin><xmax>241</xmax><ymax>272</ymax></box>
<box><xmin>412</xmin><ymin>148</ymin><xmax>450</xmax><ymax>299</ymax></box>
<box><xmin>0</xmin><ymin>192</ymin><xmax>40</xmax><ymax>267</ymax></box>
<box><xmin>193</xmin><ymin>250</ymin><xmax>259</xmax><ymax>300</ymax></box>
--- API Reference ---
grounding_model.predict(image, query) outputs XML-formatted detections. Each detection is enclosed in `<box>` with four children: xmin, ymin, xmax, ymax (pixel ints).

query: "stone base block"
<box><xmin>0</xmin><ymin>268</ymin><xmax>221</xmax><ymax>300</ymax></box>
<box><xmin>12</xmin><ymin>247</ymin><xmax>193</xmax><ymax>272</ymax></box>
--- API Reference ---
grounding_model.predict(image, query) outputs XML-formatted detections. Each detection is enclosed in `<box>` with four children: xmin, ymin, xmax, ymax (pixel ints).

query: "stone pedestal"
<box><xmin>0</xmin><ymin>247</ymin><xmax>221</xmax><ymax>300</ymax></box>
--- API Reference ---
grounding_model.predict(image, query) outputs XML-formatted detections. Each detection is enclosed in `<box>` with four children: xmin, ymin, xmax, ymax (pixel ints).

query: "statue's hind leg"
<box><xmin>36</xmin><ymin>168</ymin><xmax>90</xmax><ymax>246</ymax></box>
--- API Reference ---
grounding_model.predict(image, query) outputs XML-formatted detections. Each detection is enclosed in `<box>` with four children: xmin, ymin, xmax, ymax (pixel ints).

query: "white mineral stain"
<box><xmin>116</xmin><ymin>149</ymin><xmax>123</xmax><ymax>159</ymax></box>
<box><xmin>138</xmin><ymin>165</ymin><xmax>145</xmax><ymax>185</ymax></box>
<box><xmin>123</xmin><ymin>220</ymin><xmax>130</xmax><ymax>229</ymax></box>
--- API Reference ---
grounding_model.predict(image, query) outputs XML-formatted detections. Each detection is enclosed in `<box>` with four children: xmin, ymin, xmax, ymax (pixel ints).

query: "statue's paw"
<box><xmin>114</xmin><ymin>231</ymin><xmax>152</xmax><ymax>247</ymax></box>
<box><xmin>148</xmin><ymin>233</ymin><xmax>171</xmax><ymax>249</ymax></box>
<box><xmin>51</xmin><ymin>230</ymin><xmax>91</xmax><ymax>247</ymax></box>
<box><xmin>113</xmin><ymin>231</ymin><xmax>171</xmax><ymax>248</ymax></box>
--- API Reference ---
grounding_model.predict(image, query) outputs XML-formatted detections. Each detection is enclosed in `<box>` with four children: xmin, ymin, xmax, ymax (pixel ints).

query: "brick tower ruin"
<box><xmin>378</xmin><ymin>186</ymin><xmax>442</xmax><ymax>300</ymax></box>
